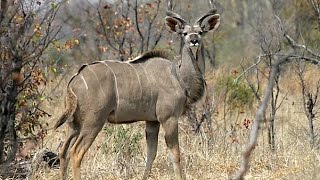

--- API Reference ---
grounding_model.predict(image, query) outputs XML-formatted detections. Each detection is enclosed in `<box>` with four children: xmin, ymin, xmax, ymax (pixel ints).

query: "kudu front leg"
<box><xmin>142</xmin><ymin>121</ymin><xmax>160</xmax><ymax>180</ymax></box>
<box><xmin>162</xmin><ymin>118</ymin><xmax>183</xmax><ymax>180</ymax></box>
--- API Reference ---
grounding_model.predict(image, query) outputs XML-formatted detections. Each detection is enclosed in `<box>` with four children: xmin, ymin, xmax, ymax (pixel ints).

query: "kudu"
<box><xmin>54</xmin><ymin>1</ymin><xmax>220</xmax><ymax>179</ymax></box>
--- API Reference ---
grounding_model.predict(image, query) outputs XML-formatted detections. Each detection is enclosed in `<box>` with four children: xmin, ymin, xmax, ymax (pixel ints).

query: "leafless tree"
<box><xmin>296</xmin><ymin>62</ymin><xmax>320</xmax><ymax>147</ymax></box>
<box><xmin>233</xmin><ymin>54</ymin><xmax>291</xmax><ymax>180</ymax></box>
<box><xmin>240</xmin><ymin>57</ymin><xmax>285</xmax><ymax>151</ymax></box>
<box><xmin>241</xmin><ymin>0</ymin><xmax>287</xmax><ymax>151</ymax></box>
<box><xmin>233</xmin><ymin>0</ymin><xmax>320</xmax><ymax>176</ymax></box>
<box><xmin>232</xmin><ymin>14</ymin><xmax>320</xmax><ymax>180</ymax></box>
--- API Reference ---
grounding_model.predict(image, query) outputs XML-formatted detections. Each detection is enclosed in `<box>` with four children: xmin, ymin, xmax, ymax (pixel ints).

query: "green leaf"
<box><xmin>51</xmin><ymin>2</ymin><xmax>57</xmax><ymax>9</ymax></box>
<box><xmin>51</xmin><ymin>67</ymin><xmax>57</xmax><ymax>73</ymax></box>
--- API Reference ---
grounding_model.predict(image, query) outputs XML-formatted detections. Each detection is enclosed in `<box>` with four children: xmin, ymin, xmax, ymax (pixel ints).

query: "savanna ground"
<box><xmin>30</xmin><ymin>67</ymin><xmax>320</xmax><ymax>180</ymax></box>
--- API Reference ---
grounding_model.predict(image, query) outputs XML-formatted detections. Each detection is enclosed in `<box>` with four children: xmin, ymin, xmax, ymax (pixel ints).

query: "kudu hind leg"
<box><xmin>142</xmin><ymin>121</ymin><xmax>160</xmax><ymax>180</ymax></box>
<box><xmin>162</xmin><ymin>118</ymin><xmax>183</xmax><ymax>180</ymax></box>
<box><xmin>60</xmin><ymin>129</ymin><xmax>79</xmax><ymax>180</ymax></box>
<box><xmin>69</xmin><ymin>123</ymin><xmax>105</xmax><ymax>180</ymax></box>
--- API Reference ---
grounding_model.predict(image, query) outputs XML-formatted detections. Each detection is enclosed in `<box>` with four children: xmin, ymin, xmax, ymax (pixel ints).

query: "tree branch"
<box><xmin>232</xmin><ymin>55</ymin><xmax>290</xmax><ymax>180</ymax></box>
<box><xmin>234</xmin><ymin>54</ymin><xmax>269</xmax><ymax>83</ymax></box>
<box><xmin>134</xmin><ymin>0</ymin><xmax>144</xmax><ymax>53</ymax></box>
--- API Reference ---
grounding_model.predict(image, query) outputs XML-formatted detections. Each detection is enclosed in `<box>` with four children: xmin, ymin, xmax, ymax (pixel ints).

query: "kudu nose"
<box><xmin>190</xmin><ymin>39</ymin><xmax>198</xmax><ymax>45</ymax></box>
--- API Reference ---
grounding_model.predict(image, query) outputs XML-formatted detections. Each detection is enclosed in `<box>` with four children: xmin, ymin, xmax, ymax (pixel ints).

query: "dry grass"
<box><xmin>29</xmin><ymin>66</ymin><xmax>320</xmax><ymax>180</ymax></box>
<box><xmin>32</xmin><ymin>108</ymin><xmax>320</xmax><ymax>180</ymax></box>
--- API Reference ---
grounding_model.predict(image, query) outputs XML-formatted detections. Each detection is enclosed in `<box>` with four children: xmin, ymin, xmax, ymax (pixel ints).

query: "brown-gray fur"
<box><xmin>54</xmin><ymin>3</ymin><xmax>220</xmax><ymax>180</ymax></box>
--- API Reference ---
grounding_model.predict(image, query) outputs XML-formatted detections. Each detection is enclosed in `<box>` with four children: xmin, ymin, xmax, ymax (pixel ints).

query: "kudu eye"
<box><xmin>183</xmin><ymin>32</ymin><xmax>188</xmax><ymax>36</ymax></box>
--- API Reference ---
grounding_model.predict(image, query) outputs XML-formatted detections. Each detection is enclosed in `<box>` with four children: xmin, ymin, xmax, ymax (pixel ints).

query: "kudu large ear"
<box><xmin>165</xmin><ymin>10</ymin><xmax>186</xmax><ymax>34</ymax></box>
<box><xmin>201</xmin><ymin>14</ymin><xmax>220</xmax><ymax>32</ymax></box>
<box><xmin>165</xmin><ymin>16</ymin><xmax>184</xmax><ymax>33</ymax></box>
<box><xmin>196</xmin><ymin>7</ymin><xmax>221</xmax><ymax>34</ymax></box>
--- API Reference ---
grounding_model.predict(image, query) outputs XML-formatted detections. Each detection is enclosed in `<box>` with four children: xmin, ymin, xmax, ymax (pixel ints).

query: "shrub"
<box><xmin>215</xmin><ymin>71</ymin><xmax>255</xmax><ymax>110</ymax></box>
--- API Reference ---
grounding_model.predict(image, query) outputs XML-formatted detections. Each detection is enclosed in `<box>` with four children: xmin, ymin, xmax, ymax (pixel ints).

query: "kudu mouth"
<box><xmin>187</xmin><ymin>43</ymin><xmax>200</xmax><ymax>62</ymax></box>
<box><xmin>189</xmin><ymin>39</ymin><xmax>200</xmax><ymax>47</ymax></box>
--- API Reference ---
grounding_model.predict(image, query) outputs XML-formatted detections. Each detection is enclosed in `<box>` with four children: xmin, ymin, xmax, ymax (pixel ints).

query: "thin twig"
<box><xmin>233</xmin><ymin>54</ymin><xmax>269</xmax><ymax>84</ymax></box>
<box><xmin>134</xmin><ymin>0</ymin><xmax>144</xmax><ymax>53</ymax></box>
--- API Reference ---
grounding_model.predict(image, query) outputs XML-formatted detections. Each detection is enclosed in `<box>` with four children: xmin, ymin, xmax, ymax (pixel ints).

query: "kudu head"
<box><xmin>165</xmin><ymin>0</ymin><xmax>220</xmax><ymax>72</ymax></box>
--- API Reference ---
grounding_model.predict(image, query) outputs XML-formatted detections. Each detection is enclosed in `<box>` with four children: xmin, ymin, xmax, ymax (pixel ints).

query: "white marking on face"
<box><xmin>189</xmin><ymin>33</ymin><xmax>200</xmax><ymax>37</ymax></box>
<box><xmin>190</xmin><ymin>43</ymin><xmax>199</xmax><ymax>46</ymax></box>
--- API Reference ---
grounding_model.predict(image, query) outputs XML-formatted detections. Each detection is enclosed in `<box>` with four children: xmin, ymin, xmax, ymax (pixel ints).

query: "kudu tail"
<box><xmin>54</xmin><ymin>87</ymin><xmax>77</xmax><ymax>130</ymax></box>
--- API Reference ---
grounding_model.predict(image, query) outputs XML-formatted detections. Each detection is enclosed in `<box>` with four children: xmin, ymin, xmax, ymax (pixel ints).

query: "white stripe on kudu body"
<box><xmin>87</xmin><ymin>66</ymin><xmax>106</xmax><ymax>98</ymax></box>
<box><xmin>80</xmin><ymin>74</ymin><xmax>88</xmax><ymax>90</ymax></box>
<box><xmin>101</xmin><ymin>62</ymin><xmax>120</xmax><ymax>108</ymax></box>
<box><xmin>127</xmin><ymin>62</ymin><xmax>143</xmax><ymax>98</ymax></box>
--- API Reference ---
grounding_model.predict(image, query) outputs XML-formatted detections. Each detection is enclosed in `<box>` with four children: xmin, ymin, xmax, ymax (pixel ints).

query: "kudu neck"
<box><xmin>177</xmin><ymin>44</ymin><xmax>206</xmax><ymax>106</ymax></box>
<box><xmin>180</xmin><ymin>44</ymin><xmax>205</xmax><ymax>80</ymax></box>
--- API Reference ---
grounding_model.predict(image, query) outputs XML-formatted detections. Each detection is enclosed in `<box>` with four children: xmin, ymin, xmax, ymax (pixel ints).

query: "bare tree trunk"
<box><xmin>268</xmin><ymin>112</ymin><xmax>275</xmax><ymax>151</ymax></box>
<box><xmin>0</xmin><ymin>54</ymin><xmax>21</xmax><ymax>163</ymax></box>
<box><xmin>0</xmin><ymin>79</ymin><xmax>19</xmax><ymax>163</ymax></box>
<box><xmin>0</xmin><ymin>115</ymin><xmax>5</xmax><ymax>162</ymax></box>
<box><xmin>268</xmin><ymin>72</ymin><xmax>280</xmax><ymax>151</ymax></box>
<box><xmin>305</xmin><ymin>93</ymin><xmax>316</xmax><ymax>147</ymax></box>
<box><xmin>268</xmin><ymin>91</ymin><xmax>276</xmax><ymax>151</ymax></box>
<box><xmin>307</xmin><ymin>105</ymin><xmax>315</xmax><ymax>146</ymax></box>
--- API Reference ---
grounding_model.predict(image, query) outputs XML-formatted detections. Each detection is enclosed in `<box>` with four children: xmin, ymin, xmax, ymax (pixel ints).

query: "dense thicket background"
<box><xmin>0</xmin><ymin>0</ymin><xmax>319</xmax><ymax>179</ymax></box>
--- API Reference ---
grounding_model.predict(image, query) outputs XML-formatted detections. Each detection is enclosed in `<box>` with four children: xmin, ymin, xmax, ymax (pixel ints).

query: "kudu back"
<box><xmin>54</xmin><ymin>1</ymin><xmax>220</xmax><ymax>179</ymax></box>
